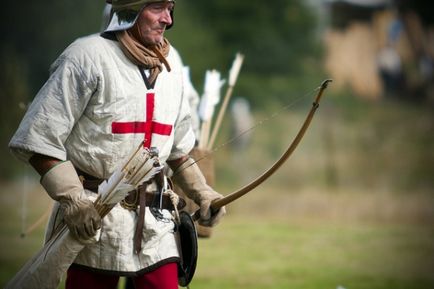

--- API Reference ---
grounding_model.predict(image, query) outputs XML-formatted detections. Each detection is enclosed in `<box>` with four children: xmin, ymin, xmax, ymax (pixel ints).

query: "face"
<box><xmin>133</xmin><ymin>2</ymin><xmax>174</xmax><ymax>46</ymax></box>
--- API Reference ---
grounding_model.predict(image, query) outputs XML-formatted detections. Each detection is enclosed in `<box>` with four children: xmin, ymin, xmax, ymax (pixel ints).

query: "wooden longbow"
<box><xmin>193</xmin><ymin>79</ymin><xmax>333</xmax><ymax>219</ymax></box>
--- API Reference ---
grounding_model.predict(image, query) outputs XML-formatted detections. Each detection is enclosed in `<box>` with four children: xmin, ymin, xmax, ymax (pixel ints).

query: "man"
<box><xmin>9</xmin><ymin>1</ymin><xmax>225</xmax><ymax>288</ymax></box>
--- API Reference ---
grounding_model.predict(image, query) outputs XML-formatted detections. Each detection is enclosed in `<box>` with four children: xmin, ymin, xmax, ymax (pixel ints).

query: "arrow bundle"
<box><xmin>94</xmin><ymin>144</ymin><xmax>162</xmax><ymax>217</ymax></box>
<box><xmin>6</xmin><ymin>143</ymin><xmax>162</xmax><ymax>289</ymax></box>
<box><xmin>197</xmin><ymin>53</ymin><xmax>244</xmax><ymax>150</ymax></box>
<box><xmin>197</xmin><ymin>69</ymin><xmax>225</xmax><ymax>149</ymax></box>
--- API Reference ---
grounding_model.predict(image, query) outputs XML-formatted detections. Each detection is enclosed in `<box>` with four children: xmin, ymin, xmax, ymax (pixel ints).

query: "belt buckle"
<box><xmin>120</xmin><ymin>190</ymin><xmax>139</xmax><ymax>211</ymax></box>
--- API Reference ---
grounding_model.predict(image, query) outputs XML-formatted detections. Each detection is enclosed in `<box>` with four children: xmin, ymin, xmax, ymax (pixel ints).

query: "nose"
<box><xmin>161</xmin><ymin>8</ymin><xmax>172</xmax><ymax>26</ymax></box>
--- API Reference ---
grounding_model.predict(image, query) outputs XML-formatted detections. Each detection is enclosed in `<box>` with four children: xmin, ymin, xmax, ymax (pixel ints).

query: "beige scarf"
<box><xmin>116</xmin><ymin>30</ymin><xmax>171</xmax><ymax>84</ymax></box>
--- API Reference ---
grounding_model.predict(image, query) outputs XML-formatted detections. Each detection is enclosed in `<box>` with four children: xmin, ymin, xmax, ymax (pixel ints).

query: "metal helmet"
<box><xmin>104</xmin><ymin>0</ymin><xmax>175</xmax><ymax>32</ymax></box>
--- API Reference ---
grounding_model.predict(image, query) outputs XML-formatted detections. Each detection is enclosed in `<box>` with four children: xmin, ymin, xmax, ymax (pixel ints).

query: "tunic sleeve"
<box><xmin>9</xmin><ymin>42</ymin><xmax>98</xmax><ymax>162</ymax></box>
<box><xmin>168</xmin><ymin>93</ymin><xmax>195</xmax><ymax>160</ymax></box>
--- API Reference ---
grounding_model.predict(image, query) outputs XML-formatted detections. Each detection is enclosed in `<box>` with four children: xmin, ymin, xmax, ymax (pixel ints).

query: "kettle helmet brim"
<box><xmin>104</xmin><ymin>0</ymin><xmax>175</xmax><ymax>32</ymax></box>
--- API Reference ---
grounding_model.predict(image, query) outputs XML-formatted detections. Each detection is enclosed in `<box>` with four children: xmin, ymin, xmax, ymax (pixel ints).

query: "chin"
<box><xmin>141</xmin><ymin>38</ymin><xmax>162</xmax><ymax>46</ymax></box>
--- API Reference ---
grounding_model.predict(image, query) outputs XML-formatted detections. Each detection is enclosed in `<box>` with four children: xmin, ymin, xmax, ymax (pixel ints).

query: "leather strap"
<box><xmin>122</xmin><ymin>190</ymin><xmax>186</xmax><ymax>211</ymax></box>
<box><xmin>134</xmin><ymin>185</ymin><xmax>147</xmax><ymax>254</ymax></box>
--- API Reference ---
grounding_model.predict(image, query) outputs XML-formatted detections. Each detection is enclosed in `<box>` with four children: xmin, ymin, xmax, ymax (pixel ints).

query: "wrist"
<box><xmin>40</xmin><ymin>161</ymin><xmax>84</xmax><ymax>202</ymax></box>
<box><xmin>29</xmin><ymin>153</ymin><xmax>63</xmax><ymax>176</ymax></box>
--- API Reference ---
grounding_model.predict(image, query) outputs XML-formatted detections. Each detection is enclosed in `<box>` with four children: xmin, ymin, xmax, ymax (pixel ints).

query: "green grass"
<box><xmin>191</xmin><ymin>217</ymin><xmax>434</xmax><ymax>289</ymax></box>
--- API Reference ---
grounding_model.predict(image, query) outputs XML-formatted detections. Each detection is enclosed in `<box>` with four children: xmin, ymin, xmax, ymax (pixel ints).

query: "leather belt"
<box><xmin>120</xmin><ymin>186</ymin><xmax>186</xmax><ymax>211</ymax></box>
<box><xmin>77</xmin><ymin>170</ymin><xmax>186</xmax><ymax>211</ymax></box>
<box><xmin>77</xmin><ymin>168</ymin><xmax>186</xmax><ymax>255</ymax></box>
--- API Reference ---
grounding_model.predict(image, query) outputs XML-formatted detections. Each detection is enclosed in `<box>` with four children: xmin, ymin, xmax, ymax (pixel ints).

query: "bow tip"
<box><xmin>321</xmin><ymin>79</ymin><xmax>333</xmax><ymax>89</ymax></box>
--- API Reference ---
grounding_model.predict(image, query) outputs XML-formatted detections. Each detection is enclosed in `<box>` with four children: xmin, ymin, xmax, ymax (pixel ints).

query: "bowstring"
<box><xmin>173</xmin><ymin>85</ymin><xmax>320</xmax><ymax>176</ymax></box>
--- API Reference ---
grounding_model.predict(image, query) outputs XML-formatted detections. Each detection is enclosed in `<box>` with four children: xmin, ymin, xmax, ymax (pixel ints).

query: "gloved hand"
<box><xmin>41</xmin><ymin>161</ymin><xmax>101</xmax><ymax>242</ymax></box>
<box><xmin>171</xmin><ymin>157</ymin><xmax>226</xmax><ymax>227</ymax></box>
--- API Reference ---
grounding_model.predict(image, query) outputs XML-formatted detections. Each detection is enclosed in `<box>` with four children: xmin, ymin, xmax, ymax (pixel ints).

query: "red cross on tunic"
<box><xmin>111</xmin><ymin>92</ymin><xmax>173</xmax><ymax>148</ymax></box>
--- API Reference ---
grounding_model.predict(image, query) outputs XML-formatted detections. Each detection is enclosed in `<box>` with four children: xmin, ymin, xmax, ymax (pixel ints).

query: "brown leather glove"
<box><xmin>171</xmin><ymin>157</ymin><xmax>226</xmax><ymax>227</ymax></box>
<box><xmin>41</xmin><ymin>161</ymin><xmax>101</xmax><ymax>242</ymax></box>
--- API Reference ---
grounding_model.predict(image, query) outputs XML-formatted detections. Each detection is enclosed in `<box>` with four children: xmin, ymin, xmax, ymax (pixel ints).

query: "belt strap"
<box><xmin>76</xmin><ymin>168</ymin><xmax>103</xmax><ymax>192</ymax></box>
<box><xmin>81</xmin><ymin>179</ymin><xmax>102</xmax><ymax>192</ymax></box>
<box><xmin>134</xmin><ymin>185</ymin><xmax>147</xmax><ymax>254</ymax></box>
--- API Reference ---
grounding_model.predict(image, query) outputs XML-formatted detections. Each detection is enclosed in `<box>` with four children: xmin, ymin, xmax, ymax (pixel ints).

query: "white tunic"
<box><xmin>9</xmin><ymin>33</ymin><xmax>195</xmax><ymax>274</ymax></box>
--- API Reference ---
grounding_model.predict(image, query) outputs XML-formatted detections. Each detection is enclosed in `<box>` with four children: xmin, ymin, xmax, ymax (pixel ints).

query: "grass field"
<box><xmin>1</xmin><ymin>96</ymin><xmax>433</xmax><ymax>289</ymax></box>
<box><xmin>192</xmin><ymin>188</ymin><xmax>434</xmax><ymax>289</ymax></box>
<box><xmin>1</xmin><ymin>182</ymin><xmax>433</xmax><ymax>289</ymax></box>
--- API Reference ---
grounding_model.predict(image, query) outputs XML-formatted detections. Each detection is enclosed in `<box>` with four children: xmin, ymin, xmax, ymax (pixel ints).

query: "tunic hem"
<box><xmin>69</xmin><ymin>257</ymin><xmax>181</xmax><ymax>277</ymax></box>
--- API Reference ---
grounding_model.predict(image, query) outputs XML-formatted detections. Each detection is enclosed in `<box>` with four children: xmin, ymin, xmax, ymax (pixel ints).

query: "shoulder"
<box><xmin>51</xmin><ymin>33</ymin><xmax>121</xmax><ymax>75</ymax></box>
<box><xmin>62</xmin><ymin>34</ymin><xmax>115</xmax><ymax>61</ymax></box>
<box><xmin>167</xmin><ymin>45</ymin><xmax>184</xmax><ymax>71</ymax></box>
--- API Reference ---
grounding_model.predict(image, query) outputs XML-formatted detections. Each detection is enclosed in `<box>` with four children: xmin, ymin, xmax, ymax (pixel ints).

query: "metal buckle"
<box><xmin>120</xmin><ymin>190</ymin><xmax>139</xmax><ymax>211</ymax></box>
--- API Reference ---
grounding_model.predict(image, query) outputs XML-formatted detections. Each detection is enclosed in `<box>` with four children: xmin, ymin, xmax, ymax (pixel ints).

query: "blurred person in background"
<box><xmin>9</xmin><ymin>1</ymin><xmax>225</xmax><ymax>288</ymax></box>
<box><xmin>230</xmin><ymin>97</ymin><xmax>252</xmax><ymax>152</ymax></box>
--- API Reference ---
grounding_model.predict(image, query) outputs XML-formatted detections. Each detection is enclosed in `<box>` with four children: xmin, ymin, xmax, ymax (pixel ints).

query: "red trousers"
<box><xmin>65</xmin><ymin>262</ymin><xmax>178</xmax><ymax>289</ymax></box>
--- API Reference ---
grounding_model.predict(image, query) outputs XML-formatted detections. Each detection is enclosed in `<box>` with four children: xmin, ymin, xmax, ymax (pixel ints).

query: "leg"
<box><xmin>133</xmin><ymin>262</ymin><xmax>178</xmax><ymax>289</ymax></box>
<box><xmin>65</xmin><ymin>266</ymin><xmax>120</xmax><ymax>289</ymax></box>
<box><xmin>125</xmin><ymin>277</ymin><xmax>135</xmax><ymax>289</ymax></box>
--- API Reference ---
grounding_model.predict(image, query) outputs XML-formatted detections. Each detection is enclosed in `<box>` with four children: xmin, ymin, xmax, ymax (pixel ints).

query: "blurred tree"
<box><xmin>0</xmin><ymin>48</ymin><xmax>30</xmax><ymax>179</ymax></box>
<box><xmin>166</xmin><ymin>1</ymin><xmax>225</xmax><ymax>91</ymax></box>
<box><xmin>1</xmin><ymin>0</ymin><xmax>104</xmax><ymax>93</ymax></box>
<box><xmin>172</xmin><ymin>0</ymin><xmax>320</xmax><ymax>107</ymax></box>
<box><xmin>0</xmin><ymin>0</ymin><xmax>104</xmax><ymax>180</ymax></box>
<box><xmin>194</xmin><ymin>0</ymin><xmax>317</xmax><ymax>74</ymax></box>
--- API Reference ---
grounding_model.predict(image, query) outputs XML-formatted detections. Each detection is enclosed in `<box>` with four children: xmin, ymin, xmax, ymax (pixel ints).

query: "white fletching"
<box><xmin>96</xmin><ymin>145</ymin><xmax>162</xmax><ymax>206</ymax></box>
<box><xmin>98</xmin><ymin>168</ymin><xmax>126</xmax><ymax>204</ymax></box>
<box><xmin>128</xmin><ymin>161</ymin><xmax>162</xmax><ymax>187</ymax></box>
<box><xmin>102</xmin><ymin>183</ymin><xmax>134</xmax><ymax>205</ymax></box>
<box><xmin>228</xmin><ymin>53</ymin><xmax>244</xmax><ymax>86</ymax></box>
<box><xmin>198</xmin><ymin>69</ymin><xmax>225</xmax><ymax>121</ymax></box>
